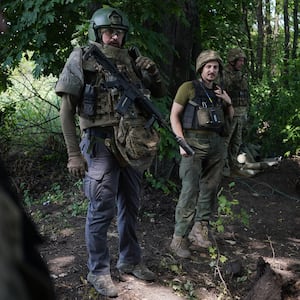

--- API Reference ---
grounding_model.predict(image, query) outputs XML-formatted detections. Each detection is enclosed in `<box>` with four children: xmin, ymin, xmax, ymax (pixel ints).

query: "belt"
<box><xmin>185</xmin><ymin>129</ymin><xmax>220</xmax><ymax>137</ymax></box>
<box><xmin>83</xmin><ymin>127</ymin><xmax>113</xmax><ymax>139</ymax></box>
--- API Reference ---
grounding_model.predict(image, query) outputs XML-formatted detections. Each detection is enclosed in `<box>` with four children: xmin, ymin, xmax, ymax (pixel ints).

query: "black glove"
<box><xmin>135</xmin><ymin>56</ymin><xmax>158</xmax><ymax>75</ymax></box>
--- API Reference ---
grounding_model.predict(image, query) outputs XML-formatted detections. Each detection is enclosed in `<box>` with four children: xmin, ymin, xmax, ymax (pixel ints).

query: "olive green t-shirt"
<box><xmin>174</xmin><ymin>81</ymin><xmax>196</xmax><ymax>106</ymax></box>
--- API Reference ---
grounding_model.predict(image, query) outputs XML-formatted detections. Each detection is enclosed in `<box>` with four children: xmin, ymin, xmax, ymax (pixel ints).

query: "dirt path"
<box><xmin>25</xmin><ymin>156</ymin><xmax>300</xmax><ymax>299</ymax></box>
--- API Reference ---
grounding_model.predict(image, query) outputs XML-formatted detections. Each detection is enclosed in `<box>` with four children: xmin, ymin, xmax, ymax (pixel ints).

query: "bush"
<box><xmin>248</xmin><ymin>60</ymin><xmax>300</xmax><ymax>157</ymax></box>
<box><xmin>0</xmin><ymin>55</ymin><xmax>66</xmax><ymax>160</ymax></box>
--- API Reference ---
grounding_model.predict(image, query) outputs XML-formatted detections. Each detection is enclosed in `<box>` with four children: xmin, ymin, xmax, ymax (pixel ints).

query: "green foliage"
<box><xmin>0</xmin><ymin>0</ymin><xmax>175</xmax><ymax>90</ymax></box>
<box><xmin>22</xmin><ymin>178</ymin><xmax>87</xmax><ymax>218</ymax></box>
<box><xmin>209</xmin><ymin>246</ymin><xmax>227</xmax><ymax>265</ymax></box>
<box><xmin>0</xmin><ymin>100</ymin><xmax>16</xmax><ymax>151</ymax></box>
<box><xmin>20</xmin><ymin>182</ymin><xmax>35</xmax><ymax>207</ymax></box>
<box><xmin>1</xmin><ymin>0</ymin><xmax>299</xmax><ymax>170</ymax></box>
<box><xmin>249</xmin><ymin>58</ymin><xmax>300</xmax><ymax>157</ymax></box>
<box><xmin>0</xmin><ymin>0</ymin><xmax>91</xmax><ymax>89</ymax></box>
<box><xmin>144</xmin><ymin>170</ymin><xmax>177</xmax><ymax>194</ymax></box>
<box><xmin>210</xmin><ymin>184</ymin><xmax>249</xmax><ymax>234</ymax></box>
<box><xmin>196</xmin><ymin>0</ymin><xmax>248</xmax><ymax>56</ymax></box>
<box><xmin>208</xmin><ymin>183</ymin><xmax>249</xmax><ymax>294</ymax></box>
<box><xmin>38</xmin><ymin>183</ymin><xmax>65</xmax><ymax>205</ymax></box>
<box><xmin>121</xmin><ymin>0</ymin><xmax>181</xmax><ymax>63</ymax></box>
<box><xmin>68</xmin><ymin>179</ymin><xmax>87</xmax><ymax>216</ymax></box>
<box><xmin>171</xmin><ymin>279</ymin><xmax>197</xmax><ymax>300</ymax></box>
<box><xmin>153</xmin><ymin>95</ymin><xmax>181</xmax><ymax>162</ymax></box>
<box><xmin>282</xmin><ymin>113</ymin><xmax>300</xmax><ymax>156</ymax></box>
<box><xmin>0</xmin><ymin>55</ymin><xmax>64</xmax><ymax>156</ymax></box>
<box><xmin>160</xmin><ymin>256</ymin><xmax>197</xmax><ymax>299</ymax></box>
<box><xmin>71</xmin><ymin>199</ymin><xmax>88</xmax><ymax>216</ymax></box>
<box><xmin>21</xmin><ymin>182</ymin><xmax>64</xmax><ymax>206</ymax></box>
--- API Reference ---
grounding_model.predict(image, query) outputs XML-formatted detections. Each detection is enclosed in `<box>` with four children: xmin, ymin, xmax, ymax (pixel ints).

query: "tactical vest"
<box><xmin>223</xmin><ymin>68</ymin><xmax>249</xmax><ymax>107</ymax></box>
<box><xmin>229</xmin><ymin>89</ymin><xmax>249</xmax><ymax>107</ymax></box>
<box><xmin>182</xmin><ymin>80</ymin><xmax>225</xmax><ymax>132</ymax></box>
<box><xmin>79</xmin><ymin>44</ymin><xmax>148</xmax><ymax>127</ymax></box>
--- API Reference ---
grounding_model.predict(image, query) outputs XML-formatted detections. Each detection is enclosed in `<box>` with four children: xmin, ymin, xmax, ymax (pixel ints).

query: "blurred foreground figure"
<box><xmin>0</xmin><ymin>159</ymin><xmax>56</xmax><ymax>300</ymax></box>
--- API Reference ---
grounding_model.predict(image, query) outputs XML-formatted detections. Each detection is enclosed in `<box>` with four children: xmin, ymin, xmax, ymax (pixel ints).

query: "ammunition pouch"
<box><xmin>182</xmin><ymin>100</ymin><xmax>224</xmax><ymax>130</ymax></box>
<box><xmin>114</xmin><ymin>116</ymin><xmax>160</xmax><ymax>172</ymax></box>
<box><xmin>182</xmin><ymin>102</ymin><xmax>231</xmax><ymax>137</ymax></box>
<box><xmin>196</xmin><ymin>105</ymin><xmax>224</xmax><ymax>128</ymax></box>
<box><xmin>82</xmin><ymin>84</ymin><xmax>97</xmax><ymax>117</ymax></box>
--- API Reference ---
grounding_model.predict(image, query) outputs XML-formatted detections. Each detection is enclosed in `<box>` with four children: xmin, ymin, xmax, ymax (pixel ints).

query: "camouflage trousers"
<box><xmin>174</xmin><ymin>130</ymin><xmax>224</xmax><ymax>237</ymax></box>
<box><xmin>224</xmin><ymin>115</ymin><xmax>247</xmax><ymax>170</ymax></box>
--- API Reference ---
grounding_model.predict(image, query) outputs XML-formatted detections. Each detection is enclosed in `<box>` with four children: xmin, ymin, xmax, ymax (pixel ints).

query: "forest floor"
<box><xmin>7</xmin><ymin>152</ymin><xmax>300</xmax><ymax>299</ymax></box>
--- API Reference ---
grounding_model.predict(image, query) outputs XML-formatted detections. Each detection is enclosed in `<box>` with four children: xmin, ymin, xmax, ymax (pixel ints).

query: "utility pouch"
<box><xmin>83</xmin><ymin>84</ymin><xmax>96</xmax><ymax>116</ymax></box>
<box><xmin>209</xmin><ymin>108</ymin><xmax>220</xmax><ymax>125</ymax></box>
<box><xmin>238</xmin><ymin>90</ymin><xmax>249</xmax><ymax>106</ymax></box>
<box><xmin>196</xmin><ymin>107</ymin><xmax>211</xmax><ymax>126</ymax></box>
<box><xmin>114</xmin><ymin>116</ymin><xmax>160</xmax><ymax>172</ymax></box>
<box><xmin>197</xmin><ymin>106</ymin><xmax>224</xmax><ymax>128</ymax></box>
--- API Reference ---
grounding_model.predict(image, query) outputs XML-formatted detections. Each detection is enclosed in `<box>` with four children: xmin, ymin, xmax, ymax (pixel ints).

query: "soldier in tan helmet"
<box><xmin>169</xmin><ymin>50</ymin><xmax>234</xmax><ymax>258</ymax></box>
<box><xmin>222</xmin><ymin>47</ymin><xmax>250</xmax><ymax>176</ymax></box>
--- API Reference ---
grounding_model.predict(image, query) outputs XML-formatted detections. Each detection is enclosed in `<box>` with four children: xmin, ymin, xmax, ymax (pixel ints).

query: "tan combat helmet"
<box><xmin>196</xmin><ymin>50</ymin><xmax>223</xmax><ymax>74</ymax></box>
<box><xmin>227</xmin><ymin>48</ymin><xmax>246</xmax><ymax>63</ymax></box>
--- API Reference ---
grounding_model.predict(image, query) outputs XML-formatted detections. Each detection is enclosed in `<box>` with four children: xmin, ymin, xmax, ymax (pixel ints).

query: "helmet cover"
<box><xmin>196</xmin><ymin>50</ymin><xmax>223</xmax><ymax>74</ymax></box>
<box><xmin>227</xmin><ymin>48</ymin><xmax>246</xmax><ymax>63</ymax></box>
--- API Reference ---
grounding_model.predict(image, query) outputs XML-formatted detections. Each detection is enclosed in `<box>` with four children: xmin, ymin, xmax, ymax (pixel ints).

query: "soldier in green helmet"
<box><xmin>222</xmin><ymin>47</ymin><xmax>250</xmax><ymax>176</ymax></box>
<box><xmin>169</xmin><ymin>50</ymin><xmax>234</xmax><ymax>258</ymax></box>
<box><xmin>55</xmin><ymin>6</ymin><xmax>166</xmax><ymax>297</ymax></box>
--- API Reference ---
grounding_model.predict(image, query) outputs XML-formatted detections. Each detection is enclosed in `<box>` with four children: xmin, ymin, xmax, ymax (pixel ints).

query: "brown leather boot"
<box><xmin>188</xmin><ymin>221</ymin><xmax>212</xmax><ymax>248</ymax></box>
<box><xmin>170</xmin><ymin>235</ymin><xmax>191</xmax><ymax>258</ymax></box>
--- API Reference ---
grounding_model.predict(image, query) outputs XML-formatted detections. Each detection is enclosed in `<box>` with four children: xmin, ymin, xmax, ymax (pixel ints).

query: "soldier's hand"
<box><xmin>67</xmin><ymin>155</ymin><xmax>87</xmax><ymax>178</ymax></box>
<box><xmin>135</xmin><ymin>56</ymin><xmax>158</xmax><ymax>75</ymax></box>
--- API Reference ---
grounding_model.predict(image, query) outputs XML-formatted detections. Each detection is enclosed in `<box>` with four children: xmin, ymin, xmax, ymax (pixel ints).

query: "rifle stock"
<box><xmin>83</xmin><ymin>44</ymin><xmax>195</xmax><ymax>156</ymax></box>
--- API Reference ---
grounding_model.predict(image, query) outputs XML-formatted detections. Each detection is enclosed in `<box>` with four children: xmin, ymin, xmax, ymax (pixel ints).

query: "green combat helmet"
<box><xmin>88</xmin><ymin>7</ymin><xmax>129</xmax><ymax>44</ymax></box>
<box><xmin>227</xmin><ymin>48</ymin><xmax>246</xmax><ymax>63</ymax></box>
<box><xmin>196</xmin><ymin>50</ymin><xmax>223</xmax><ymax>74</ymax></box>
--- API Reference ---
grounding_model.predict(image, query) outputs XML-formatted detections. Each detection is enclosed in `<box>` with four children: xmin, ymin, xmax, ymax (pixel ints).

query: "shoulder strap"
<box><xmin>191</xmin><ymin>79</ymin><xmax>210</xmax><ymax>107</ymax></box>
<box><xmin>192</xmin><ymin>80</ymin><xmax>202</xmax><ymax>98</ymax></box>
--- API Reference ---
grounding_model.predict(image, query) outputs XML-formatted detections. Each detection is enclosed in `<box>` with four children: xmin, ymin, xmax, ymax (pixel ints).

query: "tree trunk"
<box><xmin>292</xmin><ymin>0</ymin><xmax>299</xmax><ymax>59</ymax></box>
<box><xmin>163</xmin><ymin>0</ymin><xmax>200</xmax><ymax>97</ymax></box>
<box><xmin>265</xmin><ymin>0</ymin><xmax>272</xmax><ymax>82</ymax></box>
<box><xmin>283</xmin><ymin>0</ymin><xmax>290</xmax><ymax>76</ymax></box>
<box><xmin>256</xmin><ymin>0</ymin><xmax>264</xmax><ymax>81</ymax></box>
<box><xmin>242</xmin><ymin>1</ymin><xmax>254</xmax><ymax>80</ymax></box>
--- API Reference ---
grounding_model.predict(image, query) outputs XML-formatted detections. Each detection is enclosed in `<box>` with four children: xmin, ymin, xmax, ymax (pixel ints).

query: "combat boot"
<box><xmin>170</xmin><ymin>235</ymin><xmax>191</xmax><ymax>258</ymax></box>
<box><xmin>118</xmin><ymin>262</ymin><xmax>156</xmax><ymax>281</ymax></box>
<box><xmin>188</xmin><ymin>221</ymin><xmax>212</xmax><ymax>248</ymax></box>
<box><xmin>87</xmin><ymin>273</ymin><xmax>118</xmax><ymax>297</ymax></box>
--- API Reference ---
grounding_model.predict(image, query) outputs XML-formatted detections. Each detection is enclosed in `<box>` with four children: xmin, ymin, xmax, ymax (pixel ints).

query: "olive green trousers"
<box><xmin>174</xmin><ymin>131</ymin><xmax>224</xmax><ymax>237</ymax></box>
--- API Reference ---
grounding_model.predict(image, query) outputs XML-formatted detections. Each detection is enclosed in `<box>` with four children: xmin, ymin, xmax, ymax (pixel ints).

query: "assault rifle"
<box><xmin>83</xmin><ymin>44</ymin><xmax>195</xmax><ymax>156</ymax></box>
